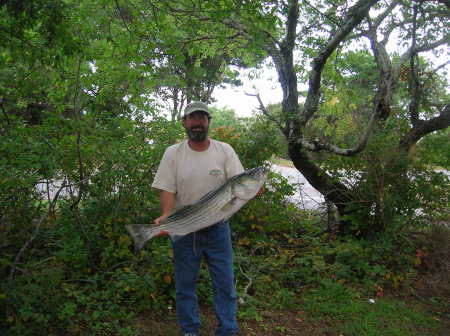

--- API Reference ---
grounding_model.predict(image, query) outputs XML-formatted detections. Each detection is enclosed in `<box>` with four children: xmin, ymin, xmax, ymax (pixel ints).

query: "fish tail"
<box><xmin>125</xmin><ymin>224</ymin><xmax>159</xmax><ymax>252</ymax></box>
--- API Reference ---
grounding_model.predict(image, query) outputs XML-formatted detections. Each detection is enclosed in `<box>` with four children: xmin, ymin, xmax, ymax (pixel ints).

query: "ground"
<box><xmin>134</xmin><ymin>289</ymin><xmax>450</xmax><ymax>336</ymax></box>
<box><xmin>136</xmin><ymin>307</ymin><xmax>333</xmax><ymax>336</ymax></box>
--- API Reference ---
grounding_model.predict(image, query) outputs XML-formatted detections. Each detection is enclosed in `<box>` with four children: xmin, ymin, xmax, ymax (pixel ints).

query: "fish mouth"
<box><xmin>245</xmin><ymin>166</ymin><xmax>269</xmax><ymax>182</ymax></box>
<box><xmin>250</xmin><ymin>166</ymin><xmax>269</xmax><ymax>175</ymax></box>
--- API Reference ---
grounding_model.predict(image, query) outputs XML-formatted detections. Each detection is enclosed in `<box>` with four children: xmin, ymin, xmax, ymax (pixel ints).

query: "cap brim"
<box><xmin>184</xmin><ymin>109</ymin><xmax>210</xmax><ymax>117</ymax></box>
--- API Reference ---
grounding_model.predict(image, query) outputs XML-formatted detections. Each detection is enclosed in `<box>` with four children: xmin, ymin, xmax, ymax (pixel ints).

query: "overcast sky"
<box><xmin>211</xmin><ymin>27</ymin><xmax>449</xmax><ymax>119</ymax></box>
<box><xmin>212</xmin><ymin>66</ymin><xmax>283</xmax><ymax>118</ymax></box>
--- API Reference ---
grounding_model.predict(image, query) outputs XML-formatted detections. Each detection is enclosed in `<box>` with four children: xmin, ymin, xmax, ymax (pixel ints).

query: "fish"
<box><xmin>125</xmin><ymin>166</ymin><xmax>268</xmax><ymax>251</ymax></box>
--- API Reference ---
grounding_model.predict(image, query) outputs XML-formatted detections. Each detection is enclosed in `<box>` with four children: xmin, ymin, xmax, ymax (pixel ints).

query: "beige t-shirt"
<box><xmin>151</xmin><ymin>139</ymin><xmax>244</xmax><ymax>208</ymax></box>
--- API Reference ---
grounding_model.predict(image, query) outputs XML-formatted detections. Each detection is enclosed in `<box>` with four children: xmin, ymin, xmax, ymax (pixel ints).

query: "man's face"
<box><xmin>183</xmin><ymin>111</ymin><xmax>210</xmax><ymax>142</ymax></box>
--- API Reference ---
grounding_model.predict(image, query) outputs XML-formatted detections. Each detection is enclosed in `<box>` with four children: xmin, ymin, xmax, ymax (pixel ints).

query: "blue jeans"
<box><xmin>171</xmin><ymin>221</ymin><xmax>238</xmax><ymax>336</ymax></box>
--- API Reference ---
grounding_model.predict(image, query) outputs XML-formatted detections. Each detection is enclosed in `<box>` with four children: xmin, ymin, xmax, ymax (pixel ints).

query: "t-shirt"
<box><xmin>151</xmin><ymin>139</ymin><xmax>244</xmax><ymax>208</ymax></box>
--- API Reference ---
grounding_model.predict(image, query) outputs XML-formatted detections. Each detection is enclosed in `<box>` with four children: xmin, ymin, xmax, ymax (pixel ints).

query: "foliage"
<box><xmin>0</xmin><ymin>109</ymin><xmax>185</xmax><ymax>334</ymax></box>
<box><xmin>1</xmin><ymin>1</ymin><xmax>449</xmax><ymax>335</ymax></box>
<box><xmin>416</xmin><ymin>128</ymin><xmax>450</xmax><ymax>169</ymax></box>
<box><xmin>209</xmin><ymin>106</ymin><xmax>245</xmax><ymax>129</ymax></box>
<box><xmin>210</xmin><ymin>109</ymin><xmax>286</xmax><ymax>169</ymax></box>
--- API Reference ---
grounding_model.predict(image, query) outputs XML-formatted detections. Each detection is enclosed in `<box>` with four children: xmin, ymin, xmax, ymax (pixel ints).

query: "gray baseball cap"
<box><xmin>183</xmin><ymin>101</ymin><xmax>210</xmax><ymax>118</ymax></box>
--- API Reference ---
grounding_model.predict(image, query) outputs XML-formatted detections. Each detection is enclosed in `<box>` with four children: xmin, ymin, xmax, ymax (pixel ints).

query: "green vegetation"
<box><xmin>1</xmin><ymin>0</ymin><xmax>449</xmax><ymax>335</ymax></box>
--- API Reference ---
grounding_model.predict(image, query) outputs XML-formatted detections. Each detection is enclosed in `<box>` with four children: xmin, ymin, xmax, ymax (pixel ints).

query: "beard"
<box><xmin>186</xmin><ymin>126</ymin><xmax>209</xmax><ymax>142</ymax></box>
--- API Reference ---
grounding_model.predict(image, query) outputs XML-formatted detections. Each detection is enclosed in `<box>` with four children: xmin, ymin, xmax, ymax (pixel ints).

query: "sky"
<box><xmin>211</xmin><ymin>26</ymin><xmax>449</xmax><ymax>119</ymax></box>
<box><xmin>212</xmin><ymin>67</ymin><xmax>283</xmax><ymax>118</ymax></box>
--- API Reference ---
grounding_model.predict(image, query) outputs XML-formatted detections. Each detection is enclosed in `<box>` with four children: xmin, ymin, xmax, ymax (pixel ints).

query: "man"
<box><xmin>151</xmin><ymin>101</ymin><xmax>243</xmax><ymax>336</ymax></box>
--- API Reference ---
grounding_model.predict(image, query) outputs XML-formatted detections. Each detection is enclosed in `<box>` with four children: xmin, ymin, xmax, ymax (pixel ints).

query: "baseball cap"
<box><xmin>183</xmin><ymin>101</ymin><xmax>210</xmax><ymax>118</ymax></box>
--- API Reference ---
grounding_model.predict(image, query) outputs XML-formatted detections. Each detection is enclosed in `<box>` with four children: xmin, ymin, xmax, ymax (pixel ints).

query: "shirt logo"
<box><xmin>209</xmin><ymin>169</ymin><xmax>222</xmax><ymax>177</ymax></box>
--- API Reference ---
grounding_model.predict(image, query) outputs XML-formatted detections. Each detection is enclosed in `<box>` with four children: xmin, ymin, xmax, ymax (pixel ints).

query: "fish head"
<box><xmin>231</xmin><ymin>166</ymin><xmax>268</xmax><ymax>200</ymax></box>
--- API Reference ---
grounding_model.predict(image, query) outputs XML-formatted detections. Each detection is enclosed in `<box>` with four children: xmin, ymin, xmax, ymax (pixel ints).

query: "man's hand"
<box><xmin>153</xmin><ymin>214</ymin><xmax>169</xmax><ymax>226</ymax></box>
<box><xmin>256</xmin><ymin>186</ymin><xmax>265</xmax><ymax>197</ymax></box>
<box><xmin>153</xmin><ymin>190</ymin><xmax>175</xmax><ymax>226</ymax></box>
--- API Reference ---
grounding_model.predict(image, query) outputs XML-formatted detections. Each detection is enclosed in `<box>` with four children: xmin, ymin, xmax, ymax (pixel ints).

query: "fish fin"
<box><xmin>169</xmin><ymin>233</ymin><xmax>186</xmax><ymax>242</ymax></box>
<box><xmin>125</xmin><ymin>224</ymin><xmax>147</xmax><ymax>252</ymax></box>
<box><xmin>125</xmin><ymin>224</ymin><xmax>162</xmax><ymax>252</ymax></box>
<box><xmin>220</xmin><ymin>197</ymin><xmax>237</xmax><ymax>212</ymax></box>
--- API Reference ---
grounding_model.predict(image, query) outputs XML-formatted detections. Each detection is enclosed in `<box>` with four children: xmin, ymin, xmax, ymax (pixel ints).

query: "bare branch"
<box><xmin>367</xmin><ymin>2</ymin><xmax>402</xmax><ymax>46</ymax></box>
<box><xmin>8</xmin><ymin>180</ymin><xmax>67</xmax><ymax>282</ymax></box>
<box><xmin>395</xmin><ymin>36</ymin><xmax>450</xmax><ymax>76</ymax></box>
<box><xmin>244</xmin><ymin>91</ymin><xmax>284</xmax><ymax>133</ymax></box>
<box><xmin>366</xmin><ymin>18</ymin><xmax>396</xmax><ymax>121</ymax></box>
<box><xmin>180</xmin><ymin>32</ymin><xmax>241</xmax><ymax>45</ymax></box>
<box><xmin>380</xmin><ymin>19</ymin><xmax>403</xmax><ymax>46</ymax></box>
<box><xmin>434</xmin><ymin>59</ymin><xmax>450</xmax><ymax>72</ymax></box>
<box><xmin>371</xmin><ymin>1</ymin><xmax>398</xmax><ymax>29</ymax></box>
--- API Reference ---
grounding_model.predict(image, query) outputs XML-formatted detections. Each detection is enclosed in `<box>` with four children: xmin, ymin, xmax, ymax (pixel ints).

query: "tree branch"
<box><xmin>221</xmin><ymin>15</ymin><xmax>282</xmax><ymax>51</ymax></box>
<box><xmin>400</xmin><ymin>103</ymin><xmax>450</xmax><ymax>152</ymax></box>
<box><xmin>284</xmin><ymin>0</ymin><xmax>299</xmax><ymax>51</ymax></box>
<box><xmin>369</xmin><ymin>1</ymin><xmax>401</xmax><ymax>46</ymax></box>
<box><xmin>244</xmin><ymin>91</ymin><xmax>284</xmax><ymax>133</ymax></box>
<box><xmin>302</xmin><ymin>0</ymin><xmax>341</xmax><ymax>25</ymax></box>
<box><xmin>395</xmin><ymin>36</ymin><xmax>450</xmax><ymax>76</ymax></box>
<box><xmin>370</xmin><ymin>1</ymin><xmax>398</xmax><ymax>30</ymax></box>
<box><xmin>71</xmin><ymin>57</ymin><xmax>85</xmax><ymax>210</ymax></box>
<box><xmin>302</xmin><ymin>0</ymin><xmax>379</xmax><ymax>126</ymax></box>
<box><xmin>115</xmin><ymin>0</ymin><xmax>132</xmax><ymax>34</ymax></box>
<box><xmin>409</xmin><ymin>3</ymin><xmax>421</xmax><ymax>127</ymax></box>
<box><xmin>8</xmin><ymin>180</ymin><xmax>67</xmax><ymax>282</ymax></box>
<box><xmin>295</xmin><ymin>104</ymin><xmax>380</xmax><ymax>156</ymax></box>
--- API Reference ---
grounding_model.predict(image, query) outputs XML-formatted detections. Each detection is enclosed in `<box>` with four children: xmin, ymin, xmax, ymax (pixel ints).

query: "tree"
<box><xmin>127</xmin><ymin>0</ymin><xmax>266</xmax><ymax>120</ymax></box>
<box><xmin>205</xmin><ymin>0</ymin><xmax>450</xmax><ymax>234</ymax></box>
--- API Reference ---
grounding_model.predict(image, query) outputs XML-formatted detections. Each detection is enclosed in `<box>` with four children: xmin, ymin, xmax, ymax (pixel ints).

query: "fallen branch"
<box><xmin>8</xmin><ymin>180</ymin><xmax>67</xmax><ymax>283</ymax></box>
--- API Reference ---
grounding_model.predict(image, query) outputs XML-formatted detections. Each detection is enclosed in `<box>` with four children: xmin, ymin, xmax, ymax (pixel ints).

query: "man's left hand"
<box><xmin>256</xmin><ymin>186</ymin><xmax>265</xmax><ymax>197</ymax></box>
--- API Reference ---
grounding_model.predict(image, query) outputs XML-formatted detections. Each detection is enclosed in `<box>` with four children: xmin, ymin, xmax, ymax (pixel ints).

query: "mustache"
<box><xmin>186</xmin><ymin>125</ymin><xmax>208</xmax><ymax>142</ymax></box>
<box><xmin>190</xmin><ymin>126</ymin><xmax>205</xmax><ymax>131</ymax></box>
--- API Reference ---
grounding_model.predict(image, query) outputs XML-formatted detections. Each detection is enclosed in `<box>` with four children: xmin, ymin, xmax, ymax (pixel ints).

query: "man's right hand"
<box><xmin>153</xmin><ymin>214</ymin><xmax>169</xmax><ymax>226</ymax></box>
<box><xmin>154</xmin><ymin>190</ymin><xmax>175</xmax><ymax>226</ymax></box>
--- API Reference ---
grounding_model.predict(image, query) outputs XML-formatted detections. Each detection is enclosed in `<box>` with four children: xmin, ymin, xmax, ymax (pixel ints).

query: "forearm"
<box><xmin>159</xmin><ymin>190</ymin><xmax>175</xmax><ymax>216</ymax></box>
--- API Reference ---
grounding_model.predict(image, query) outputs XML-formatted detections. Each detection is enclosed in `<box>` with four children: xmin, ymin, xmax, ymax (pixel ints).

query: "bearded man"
<box><xmin>151</xmin><ymin>101</ymin><xmax>243</xmax><ymax>336</ymax></box>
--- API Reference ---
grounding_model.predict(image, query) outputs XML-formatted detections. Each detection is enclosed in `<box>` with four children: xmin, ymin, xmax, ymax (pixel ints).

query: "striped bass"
<box><xmin>126</xmin><ymin>166</ymin><xmax>268</xmax><ymax>251</ymax></box>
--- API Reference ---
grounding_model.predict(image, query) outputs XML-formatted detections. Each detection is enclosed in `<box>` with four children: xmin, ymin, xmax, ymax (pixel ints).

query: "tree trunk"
<box><xmin>288</xmin><ymin>143</ymin><xmax>356</xmax><ymax>235</ymax></box>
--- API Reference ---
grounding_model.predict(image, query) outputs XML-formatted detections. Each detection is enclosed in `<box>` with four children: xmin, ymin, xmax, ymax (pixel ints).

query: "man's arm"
<box><xmin>154</xmin><ymin>190</ymin><xmax>175</xmax><ymax>225</ymax></box>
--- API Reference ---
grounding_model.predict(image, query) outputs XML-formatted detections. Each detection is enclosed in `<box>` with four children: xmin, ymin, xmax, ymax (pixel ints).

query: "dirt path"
<box><xmin>136</xmin><ymin>306</ymin><xmax>344</xmax><ymax>336</ymax></box>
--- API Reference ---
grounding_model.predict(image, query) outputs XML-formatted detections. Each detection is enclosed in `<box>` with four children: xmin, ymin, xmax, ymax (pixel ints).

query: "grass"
<box><xmin>301</xmin><ymin>281</ymin><xmax>446</xmax><ymax>336</ymax></box>
<box><xmin>133</xmin><ymin>223</ymin><xmax>450</xmax><ymax>336</ymax></box>
<box><xmin>135</xmin><ymin>281</ymin><xmax>449</xmax><ymax>336</ymax></box>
